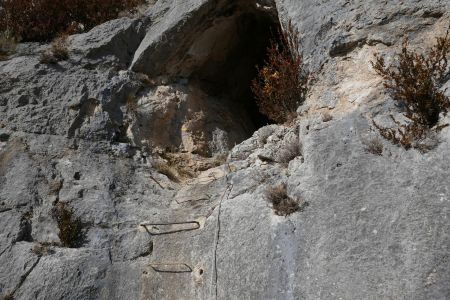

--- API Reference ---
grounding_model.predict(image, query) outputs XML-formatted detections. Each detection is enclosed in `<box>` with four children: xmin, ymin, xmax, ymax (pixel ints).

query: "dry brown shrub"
<box><xmin>276</xmin><ymin>139</ymin><xmax>302</xmax><ymax>164</ymax></box>
<box><xmin>251</xmin><ymin>20</ymin><xmax>309</xmax><ymax>124</ymax></box>
<box><xmin>373</xmin><ymin>116</ymin><xmax>441</xmax><ymax>152</ymax></box>
<box><xmin>265</xmin><ymin>183</ymin><xmax>301</xmax><ymax>216</ymax></box>
<box><xmin>373</xmin><ymin>116</ymin><xmax>427</xmax><ymax>150</ymax></box>
<box><xmin>1</xmin><ymin>292</ymin><xmax>14</xmax><ymax>300</ymax></box>
<box><xmin>372</xmin><ymin>29</ymin><xmax>450</xmax><ymax>149</ymax></box>
<box><xmin>40</xmin><ymin>34</ymin><xmax>70</xmax><ymax>64</ymax></box>
<box><xmin>50</xmin><ymin>34</ymin><xmax>70</xmax><ymax>60</ymax></box>
<box><xmin>363</xmin><ymin>137</ymin><xmax>383</xmax><ymax>156</ymax></box>
<box><xmin>0</xmin><ymin>31</ymin><xmax>16</xmax><ymax>60</ymax></box>
<box><xmin>0</xmin><ymin>0</ymin><xmax>143</xmax><ymax>42</ymax></box>
<box><xmin>51</xmin><ymin>202</ymin><xmax>86</xmax><ymax>248</ymax></box>
<box><xmin>31</xmin><ymin>243</ymin><xmax>53</xmax><ymax>257</ymax></box>
<box><xmin>126</xmin><ymin>95</ymin><xmax>139</xmax><ymax>115</ymax></box>
<box><xmin>48</xmin><ymin>179</ymin><xmax>63</xmax><ymax>195</ymax></box>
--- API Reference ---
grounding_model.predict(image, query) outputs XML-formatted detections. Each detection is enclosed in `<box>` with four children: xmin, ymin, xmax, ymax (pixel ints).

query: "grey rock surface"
<box><xmin>70</xmin><ymin>17</ymin><xmax>147</xmax><ymax>65</ymax></box>
<box><xmin>1</xmin><ymin>0</ymin><xmax>450</xmax><ymax>299</ymax></box>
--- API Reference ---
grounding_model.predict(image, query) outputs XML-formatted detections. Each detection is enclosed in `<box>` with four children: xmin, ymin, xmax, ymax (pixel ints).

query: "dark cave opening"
<box><xmin>189</xmin><ymin>3</ymin><xmax>281</xmax><ymax>133</ymax></box>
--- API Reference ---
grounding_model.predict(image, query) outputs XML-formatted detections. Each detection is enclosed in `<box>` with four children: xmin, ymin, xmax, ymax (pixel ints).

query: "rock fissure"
<box><xmin>0</xmin><ymin>245</ymin><xmax>11</xmax><ymax>258</ymax></box>
<box><xmin>8</xmin><ymin>256</ymin><xmax>41</xmax><ymax>298</ymax></box>
<box><xmin>212</xmin><ymin>182</ymin><xmax>233</xmax><ymax>299</ymax></box>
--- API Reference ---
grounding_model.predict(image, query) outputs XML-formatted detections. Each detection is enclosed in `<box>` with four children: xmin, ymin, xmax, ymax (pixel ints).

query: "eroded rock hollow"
<box><xmin>128</xmin><ymin>0</ymin><xmax>277</xmax><ymax>158</ymax></box>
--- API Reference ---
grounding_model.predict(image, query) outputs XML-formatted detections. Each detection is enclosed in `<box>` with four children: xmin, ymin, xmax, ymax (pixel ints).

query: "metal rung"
<box><xmin>175</xmin><ymin>194</ymin><xmax>210</xmax><ymax>204</ymax></box>
<box><xmin>150</xmin><ymin>263</ymin><xmax>192</xmax><ymax>273</ymax></box>
<box><xmin>140</xmin><ymin>221</ymin><xmax>200</xmax><ymax>235</ymax></box>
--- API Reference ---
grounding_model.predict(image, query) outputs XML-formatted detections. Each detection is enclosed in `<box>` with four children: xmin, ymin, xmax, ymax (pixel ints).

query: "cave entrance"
<box><xmin>173</xmin><ymin>1</ymin><xmax>281</xmax><ymax>156</ymax></box>
<box><xmin>128</xmin><ymin>1</ymin><xmax>282</xmax><ymax>161</ymax></box>
<box><xmin>190</xmin><ymin>4</ymin><xmax>280</xmax><ymax>131</ymax></box>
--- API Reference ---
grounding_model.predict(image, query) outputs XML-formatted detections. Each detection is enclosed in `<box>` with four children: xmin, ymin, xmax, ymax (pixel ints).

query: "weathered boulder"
<box><xmin>70</xmin><ymin>17</ymin><xmax>147</xmax><ymax>66</ymax></box>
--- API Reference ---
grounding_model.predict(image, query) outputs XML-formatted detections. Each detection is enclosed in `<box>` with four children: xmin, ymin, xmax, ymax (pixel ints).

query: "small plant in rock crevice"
<box><xmin>126</xmin><ymin>95</ymin><xmax>139</xmax><ymax>116</ymax></box>
<box><xmin>1</xmin><ymin>292</ymin><xmax>14</xmax><ymax>300</ymax></box>
<box><xmin>48</xmin><ymin>179</ymin><xmax>63</xmax><ymax>196</ymax></box>
<box><xmin>31</xmin><ymin>242</ymin><xmax>54</xmax><ymax>257</ymax></box>
<box><xmin>251</xmin><ymin>20</ymin><xmax>310</xmax><ymax>124</ymax></box>
<box><xmin>363</xmin><ymin>137</ymin><xmax>384</xmax><ymax>156</ymax></box>
<box><xmin>0</xmin><ymin>31</ymin><xmax>16</xmax><ymax>60</ymax></box>
<box><xmin>40</xmin><ymin>34</ymin><xmax>70</xmax><ymax>64</ymax></box>
<box><xmin>265</xmin><ymin>183</ymin><xmax>305</xmax><ymax>216</ymax></box>
<box><xmin>372</xmin><ymin>29</ymin><xmax>450</xmax><ymax>149</ymax></box>
<box><xmin>276</xmin><ymin>138</ymin><xmax>302</xmax><ymax>164</ymax></box>
<box><xmin>51</xmin><ymin>202</ymin><xmax>87</xmax><ymax>248</ymax></box>
<box><xmin>16</xmin><ymin>211</ymin><xmax>33</xmax><ymax>242</ymax></box>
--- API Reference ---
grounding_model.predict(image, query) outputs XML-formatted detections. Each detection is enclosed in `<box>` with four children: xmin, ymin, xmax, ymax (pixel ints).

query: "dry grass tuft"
<box><xmin>0</xmin><ymin>31</ymin><xmax>16</xmax><ymax>60</ymax></box>
<box><xmin>373</xmin><ymin>117</ymin><xmax>427</xmax><ymax>150</ymax></box>
<box><xmin>40</xmin><ymin>34</ymin><xmax>70</xmax><ymax>64</ymax></box>
<box><xmin>126</xmin><ymin>95</ymin><xmax>139</xmax><ymax>116</ymax></box>
<box><xmin>1</xmin><ymin>292</ymin><xmax>14</xmax><ymax>300</ymax></box>
<box><xmin>363</xmin><ymin>137</ymin><xmax>383</xmax><ymax>156</ymax></box>
<box><xmin>51</xmin><ymin>202</ymin><xmax>86</xmax><ymax>248</ymax></box>
<box><xmin>50</xmin><ymin>35</ymin><xmax>70</xmax><ymax>60</ymax></box>
<box><xmin>48</xmin><ymin>179</ymin><xmax>63</xmax><ymax>195</ymax></box>
<box><xmin>265</xmin><ymin>183</ymin><xmax>302</xmax><ymax>216</ymax></box>
<box><xmin>31</xmin><ymin>243</ymin><xmax>53</xmax><ymax>257</ymax></box>
<box><xmin>276</xmin><ymin>139</ymin><xmax>302</xmax><ymax>164</ymax></box>
<box><xmin>252</xmin><ymin>20</ymin><xmax>309</xmax><ymax>124</ymax></box>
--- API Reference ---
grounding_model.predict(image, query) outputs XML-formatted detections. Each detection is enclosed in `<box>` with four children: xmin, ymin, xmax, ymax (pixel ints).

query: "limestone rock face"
<box><xmin>126</xmin><ymin>83</ymin><xmax>255</xmax><ymax>157</ymax></box>
<box><xmin>1</xmin><ymin>0</ymin><xmax>450</xmax><ymax>299</ymax></box>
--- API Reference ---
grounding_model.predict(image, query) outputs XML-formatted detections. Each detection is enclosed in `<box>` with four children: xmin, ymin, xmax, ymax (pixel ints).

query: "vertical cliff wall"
<box><xmin>0</xmin><ymin>0</ymin><xmax>449</xmax><ymax>299</ymax></box>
